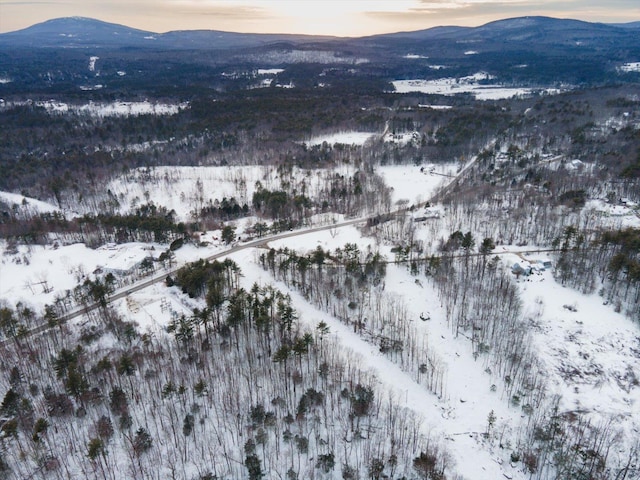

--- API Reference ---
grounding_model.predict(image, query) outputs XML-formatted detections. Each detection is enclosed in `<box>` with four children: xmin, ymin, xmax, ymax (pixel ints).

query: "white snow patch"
<box><xmin>618</xmin><ymin>62</ymin><xmax>640</xmax><ymax>73</ymax></box>
<box><xmin>585</xmin><ymin>199</ymin><xmax>640</xmax><ymax>228</ymax></box>
<box><xmin>257</xmin><ymin>68</ymin><xmax>284</xmax><ymax>75</ymax></box>
<box><xmin>0</xmin><ymin>191</ymin><xmax>61</xmax><ymax>214</ymax></box>
<box><xmin>79</xmin><ymin>84</ymin><xmax>103</xmax><ymax>91</ymax></box>
<box><xmin>0</xmin><ymin>241</ymin><xmax>159</xmax><ymax>310</ymax></box>
<box><xmin>392</xmin><ymin>72</ymin><xmax>562</xmax><ymax>100</ymax></box>
<box><xmin>243</xmin><ymin>50</ymin><xmax>368</xmax><ymax>65</ymax></box>
<box><xmin>88</xmin><ymin>56</ymin><xmax>99</xmax><ymax>72</ymax></box>
<box><xmin>11</xmin><ymin>100</ymin><xmax>188</xmax><ymax>117</ymax></box>
<box><xmin>418</xmin><ymin>104</ymin><xmax>453</xmax><ymax>110</ymax></box>
<box><xmin>303</xmin><ymin>131</ymin><xmax>378</xmax><ymax>147</ymax></box>
<box><xmin>103</xmin><ymin>164</ymin><xmax>358</xmax><ymax>222</ymax></box>
<box><xmin>75</xmin><ymin>101</ymin><xmax>186</xmax><ymax>117</ymax></box>
<box><xmin>376</xmin><ymin>164</ymin><xmax>457</xmax><ymax>206</ymax></box>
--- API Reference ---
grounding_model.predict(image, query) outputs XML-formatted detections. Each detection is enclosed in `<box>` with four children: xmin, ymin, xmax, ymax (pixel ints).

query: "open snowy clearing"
<box><xmin>392</xmin><ymin>72</ymin><xmax>562</xmax><ymax>100</ymax></box>
<box><xmin>0</xmin><ymin>191</ymin><xmax>63</xmax><ymax>216</ymax></box>
<box><xmin>303</xmin><ymin>131</ymin><xmax>379</xmax><ymax>147</ymax></box>
<box><xmin>376</xmin><ymin>164</ymin><xmax>458</xmax><ymax>206</ymax></box>
<box><xmin>257</xmin><ymin>68</ymin><xmax>284</xmax><ymax>75</ymax></box>
<box><xmin>101</xmin><ymin>164</ymin><xmax>358</xmax><ymax>221</ymax></box>
<box><xmin>2</xmin><ymin>100</ymin><xmax>188</xmax><ymax>117</ymax></box>
<box><xmin>619</xmin><ymin>62</ymin><xmax>640</xmax><ymax>73</ymax></box>
<box><xmin>0</xmin><ymin>242</ymin><xmax>162</xmax><ymax>309</ymax></box>
<box><xmin>586</xmin><ymin>199</ymin><xmax>640</xmax><ymax>229</ymax></box>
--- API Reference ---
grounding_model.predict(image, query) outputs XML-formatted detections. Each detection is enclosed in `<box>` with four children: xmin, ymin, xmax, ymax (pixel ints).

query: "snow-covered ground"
<box><xmin>257</xmin><ymin>68</ymin><xmax>284</xmax><ymax>75</ymax></box>
<box><xmin>618</xmin><ymin>62</ymin><xmax>640</xmax><ymax>73</ymax></box>
<box><xmin>100</xmin><ymin>164</ymin><xmax>357</xmax><ymax>221</ymax></box>
<box><xmin>418</xmin><ymin>104</ymin><xmax>453</xmax><ymax>110</ymax></box>
<box><xmin>586</xmin><ymin>199</ymin><xmax>640</xmax><ymax>229</ymax></box>
<box><xmin>4</xmin><ymin>219</ymin><xmax>639</xmax><ymax>479</ymax></box>
<box><xmin>392</xmin><ymin>72</ymin><xmax>562</xmax><ymax>100</ymax></box>
<box><xmin>2</xmin><ymin>100</ymin><xmax>187</xmax><ymax>117</ymax></box>
<box><xmin>88</xmin><ymin>56</ymin><xmax>99</xmax><ymax>72</ymax></box>
<box><xmin>303</xmin><ymin>131</ymin><xmax>379</xmax><ymax>147</ymax></box>
<box><xmin>0</xmin><ymin>191</ymin><xmax>63</xmax><ymax>215</ymax></box>
<box><xmin>229</xmin><ymin>248</ymin><xmax>528</xmax><ymax>480</ymax></box>
<box><xmin>376</xmin><ymin>163</ymin><xmax>457</xmax><ymax>206</ymax></box>
<box><xmin>235</xmin><ymin>227</ymin><xmax>640</xmax><ymax>478</ymax></box>
<box><xmin>0</xmin><ymin>242</ymin><xmax>162</xmax><ymax>309</ymax></box>
<box><xmin>2</xmin><ymin>161</ymin><xmax>639</xmax><ymax>479</ymax></box>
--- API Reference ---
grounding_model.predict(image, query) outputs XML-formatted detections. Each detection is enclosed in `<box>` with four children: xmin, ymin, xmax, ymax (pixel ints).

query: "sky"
<box><xmin>1</xmin><ymin>0</ymin><xmax>640</xmax><ymax>36</ymax></box>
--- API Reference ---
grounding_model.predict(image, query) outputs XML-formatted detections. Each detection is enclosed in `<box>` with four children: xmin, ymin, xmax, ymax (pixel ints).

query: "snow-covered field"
<box><xmin>392</xmin><ymin>72</ymin><xmax>562</xmax><ymax>100</ymax></box>
<box><xmin>257</xmin><ymin>68</ymin><xmax>284</xmax><ymax>75</ymax></box>
<box><xmin>0</xmin><ymin>242</ymin><xmax>160</xmax><ymax>309</ymax></box>
<box><xmin>100</xmin><ymin>164</ymin><xmax>357</xmax><ymax>221</ymax></box>
<box><xmin>619</xmin><ymin>62</ymin><xmax>640</xmax><ymax>73</ymax></box>
<box><xmin>418</xmin><ymin>103</ymin><xmax>453</xmax><ymax>110</ymax></box>
<box><xmin>376</xmin><ymin>163</ymin><xmax>457</xmax><ymax>206</ymax></box>
<box><xmin>303</xmin><ymin>131</ymin><xmax>379</xmax><ymax>147</ymax></box>
<box><xmin>586</xmin><ymin>199</ymin><xmax>640</xmax><ymax>229</ymax></box>
<box><xmin>2</xmin><ymin>100</ymin><xmax>187</xmax><ymax>117</ymax></box>
<box><xmin>95</xmin><ymin>161</ymin><xmax>455</xmax><ymax>222</ymax></box>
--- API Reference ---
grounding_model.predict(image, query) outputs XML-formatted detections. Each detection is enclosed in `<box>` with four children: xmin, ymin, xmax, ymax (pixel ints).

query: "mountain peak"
<box><xmin>0</xmin><ymin>17</ymin><xmax>156</xmax><ymax>48</ymax></box>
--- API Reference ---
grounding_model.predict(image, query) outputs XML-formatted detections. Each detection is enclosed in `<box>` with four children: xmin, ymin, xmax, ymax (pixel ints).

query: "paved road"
<box><xmin>114</xmin><ymin>215</ymin><xmax>369</xmax><ymax>300</ymax></box>
<box><xmin>0</xmin><ymin>216</ymin><xmax>372</xmax><ymax>346</ymax></box>
<box><xmin>1</xmin><ymin>157</ymin><xmax>482</xmax><ymax>347</ymax></box>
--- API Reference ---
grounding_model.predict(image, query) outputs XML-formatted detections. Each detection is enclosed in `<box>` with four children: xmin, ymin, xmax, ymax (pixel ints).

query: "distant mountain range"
<box><xmin>1</xmin><ymin>16</ymin><xmax>639</xmax><ymax>94</ymax></box>
<box><xmin>1</xmin><ymin>15</ymin><xmax>639</xmax><ymax>51</ymax></box>
<box><xmin>0</xmin><ymin>16</ymin><xmax>335</xmax><ymax>49</ymax></box>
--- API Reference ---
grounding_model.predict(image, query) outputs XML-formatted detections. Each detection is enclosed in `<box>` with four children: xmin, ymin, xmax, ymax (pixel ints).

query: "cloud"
<box><xmin>164</xmin><ymin>0</ymin><xmax>272</xmax><ymax>18</ymax></box>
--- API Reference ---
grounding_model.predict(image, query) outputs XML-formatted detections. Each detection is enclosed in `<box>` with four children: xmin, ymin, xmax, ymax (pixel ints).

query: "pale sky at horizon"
<box><xmin>1</xmin><ymin>0</ymin><xmax>639</xmax><ymax>36</ymax></box>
